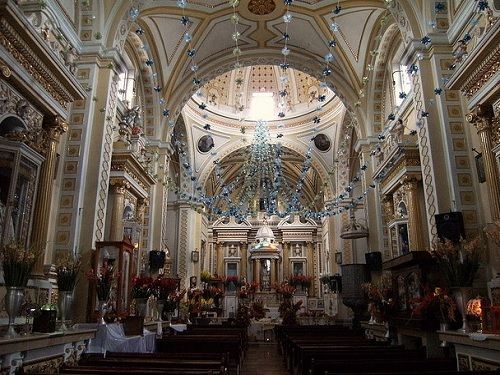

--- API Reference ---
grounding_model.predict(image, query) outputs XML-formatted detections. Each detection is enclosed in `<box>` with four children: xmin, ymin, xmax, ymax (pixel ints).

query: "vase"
<box><xmin>4</xmin><ymin>287</ymin><xmax>24</xmax><ymax>338</ymax></box>
<box><xmin>451</xmin><ymin>287</ymin><xmax>472</xmax><ymax>333</ymax></box>
<box><xmin>97</xmin><ymin>300</ymin><xmax>107</xmax><ymax>324</ymax></box>
<box><xmin>157</xmin><ymin>300</ymin><xmax>165</xmax><ymax>321</ymax></box>
<box><xmin>135</xmin><ymin>298</ymin><xmax>148</xmax><ymax>317</ymax></box>
<box><xmin>58</xmin><ymin>290</ymin><xmax>73</xmax><ymax>331</ymax></box>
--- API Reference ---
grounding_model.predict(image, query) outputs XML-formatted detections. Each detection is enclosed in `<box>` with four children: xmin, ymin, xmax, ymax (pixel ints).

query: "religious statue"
<box><xmin>121</xmin><ymin>106</ymin><xmax>141</xmax><ymax>128</ymax></box>
<box><xmin>62</xmin><ymin>47</ymin><xmax>78</xmax><ymax>74</ymax></box>
<box><xmin>391</xmin><ymin>118</ymin><xmax>405</xmax><ymax>143</ymax></box>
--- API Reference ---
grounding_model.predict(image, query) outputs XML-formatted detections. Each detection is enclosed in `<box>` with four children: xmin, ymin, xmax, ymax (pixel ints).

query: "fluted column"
<box><xmin>240</xmin><ymin>242</ymin><xmax>247</xmax><ymax>279</ymax></box>
<box><xmin>31</xmin><ymin>116</ymin><xmax>67</xmax><ymax>277</ymax></box>
<box><xmin>306</xmin><ymin>242</ymin><xmax>314</xmax><ymax>295</ymax></box>
<box><xmin>270</xmin><ymin>259</ymin><xmax>277</xmax><ymax>285</ymax></box>
<box><xmin>467</xmin><ymin>106</ymin><xmax>500</xmax><ymax>220</ymax></box>
<box><xmin>135</xmin><ymin>198</ymin><xmax>148</xmax><ymax>274</ymax></box>
<box><xmin>109</xmin><ymin>180</ymin><xmax>129</xmax><ymax>241</ymax></box>
<box><xmin>283</xmin><ymin>242</ymin><xmax>290</xmax><ymax>278</ymax></box>
<box><xmin>255</xmin><ymin>259</ymin><xmax>261</xmax><ymax>290</ymax></box>
<box><xmin>403</xmin><ymin>177</ymin><xmax>425</xmax><ymax>251</ymax></box>
<box><xmin>216</xmin><ymin>242</ymin><xmax>224</xmax><ymax>277</ymax></box>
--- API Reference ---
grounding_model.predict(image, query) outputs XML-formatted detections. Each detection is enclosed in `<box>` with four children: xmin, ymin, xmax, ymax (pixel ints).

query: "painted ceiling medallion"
<box><xmin>248</xmin><ymin>0</ymin><xmax>276</xmax><ymax>15</ymax></box>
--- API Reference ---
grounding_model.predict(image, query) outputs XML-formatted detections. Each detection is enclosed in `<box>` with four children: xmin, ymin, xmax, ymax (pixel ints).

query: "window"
<box><xmin>292</xmin><ymin>262</ymin><xmax>304</xmax><ymax>276</ymax></box>
<box><xmin>248</xmin><ymin>92</ymin><xmax>275</xmax><ymax>120</ymax></box>
<box><xmin>393</xmin><ymin>65</ymin><xmax>411</xmax><ymax>106</ymax></box>
<box><xmin>226</xmin><ymin>262</ymin><xmax>238</xmax><ymax>277</ymax></box>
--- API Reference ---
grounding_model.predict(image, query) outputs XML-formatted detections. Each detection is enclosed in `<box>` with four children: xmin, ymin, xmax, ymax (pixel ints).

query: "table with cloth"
<box><xmin>73</xmin><ymin>323</ymin><xmax>156</xmax><ymax>354</ymax></box>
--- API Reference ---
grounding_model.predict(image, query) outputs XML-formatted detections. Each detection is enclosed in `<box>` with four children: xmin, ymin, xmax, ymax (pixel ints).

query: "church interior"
<box><xmin>0</xmin><ymin>0</ymin><xmax>500</xmax><ymax>373</ymax></box>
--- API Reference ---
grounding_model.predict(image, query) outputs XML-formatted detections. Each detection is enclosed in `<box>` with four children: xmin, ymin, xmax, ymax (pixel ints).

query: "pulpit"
<box><xmin>87</xmin><ymin>239</ymin><xmax>135</xmax><ymax>319</ymax></box>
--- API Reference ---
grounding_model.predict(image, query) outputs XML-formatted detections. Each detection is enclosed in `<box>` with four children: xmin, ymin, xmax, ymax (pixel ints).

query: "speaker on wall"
<box><xmin>365</xmin><ymin>252</ymin><xmax>382</xmax><ymax>271</ymax></box>
<box><xmin>435</xmin><ymin>212</ymin><xmax>465</xmax><ymax>244</ymax></box>
<box><xmin>149</xmin><ymin>250</ymin><xmax>166</xmax><ymax>270</ymax></box>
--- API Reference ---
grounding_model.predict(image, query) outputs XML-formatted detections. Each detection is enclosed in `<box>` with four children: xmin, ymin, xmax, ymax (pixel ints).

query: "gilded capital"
<box><xmin>402</xmin><ymin>177</ymin><xmax>420</xmax><ymax>191</ymax></box>
<box><xmin>110</xmin><ymin>179</ymin><xmax>129</xmax><ymax>194</ymax></box>
<box><xmin>467</xmin><ymin>105</ymin><xmax>494</xmax><ymax>133</ymax></box>
<box><xmin>44</xmin><ymin>115</ymin><xmax>68</xmax><ymax>141</ymax></box>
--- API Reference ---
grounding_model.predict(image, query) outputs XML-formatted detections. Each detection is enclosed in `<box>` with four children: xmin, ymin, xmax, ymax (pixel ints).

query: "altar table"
<box><xmin>73</xmin><ymin>323</ymin><xmax>156</xmax><ymax>354</ymax></box>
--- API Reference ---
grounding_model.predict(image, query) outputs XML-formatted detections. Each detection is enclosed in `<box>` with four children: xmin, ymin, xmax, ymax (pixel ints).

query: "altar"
<box><xmin>73</xmin><ymin>323</ymin><xmax>156</xmax><ymax>354</ymax></box>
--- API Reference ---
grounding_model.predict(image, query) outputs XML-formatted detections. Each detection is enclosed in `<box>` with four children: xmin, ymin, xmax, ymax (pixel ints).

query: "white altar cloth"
<box><xmin>74</xmin><ymin>323</ymin><xmax>156</xmax><ymax>354</ymax></box>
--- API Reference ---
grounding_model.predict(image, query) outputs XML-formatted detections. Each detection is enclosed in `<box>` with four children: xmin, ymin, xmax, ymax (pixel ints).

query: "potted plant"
<box><xmin>1</xmin><ymin>242</ymin><xmax>39</xmax><ymax>337</ymax></box>
<box><xmin>432</xmin><ymin>236</ymin><xmax>482</xmax><ymax>331</ymax></box>
<box><xmin>131</xmin><ymin>276</ymin><xmax>153</xmax><ymax>317</ymax></box>
<box><xmin>411</xmin><ymin>287</ymin><xmax>457</xmax><ymax>331</ymax></box>
<box><xmin>86</xmin><ymin>261</ymin><xmax>116</xmax><ymax>323</ymax></box>
<box><xmin>55</xmin><ymin>252</ymin><xmax>81</xmax><ymax>330</ymax></box>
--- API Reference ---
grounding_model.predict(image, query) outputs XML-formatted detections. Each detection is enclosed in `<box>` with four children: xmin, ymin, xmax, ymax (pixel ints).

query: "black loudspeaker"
<box><xmin>33</xmin><ymin>309</ymin><xmax>57</xmax><ymax>333</ymax></box>
<box><xmin>435</xmin><ymin>212</ymin><xmax>465</xmax><ymax>244</ymax></box>
<box><xmin>365</xmin><ymin>252</ymin><xmax>382</xmax><ymax>272</ymax></box>
<box><xmin>149</xmin><ymin>250</ymin><xmax>166</xmax><ymax>270</ymax></box>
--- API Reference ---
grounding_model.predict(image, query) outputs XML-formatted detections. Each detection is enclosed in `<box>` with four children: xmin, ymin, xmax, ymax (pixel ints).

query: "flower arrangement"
<box><xmin>238</xmin><ymin>282</ymin><xmax>259</xmax><ymax>299</ymax></box>
<box><xmin>86</xmin><ymin>261</ymin><xmax>116</xmax><ymax>301</ymax></box>
<box><xmin>250</xmin><ymin>299</ymin><xmax>266</xmax><ymax>320</ymax></box>
<box><xmin>55</xmin><ymin>252</ymin><xmax>81</xmax><ymax>292</ymax></box>
<box><xmin>320</xmin><ymin>274</ymin><xmax>331</xmax><ymax>285</ymax></box>
<box><xmin>1</xmin><ymin>242</ymin><xmax>39</xmax><ymax>287</ymax></box>
<box><xmin>131</xmin><ymin>276</ymin><xmax>154</xmax><ymax>299</ymax></box>
<box><xmin>432</xmin><ymin>236</ymin><xmax>482</xmax><ymax>287</ymax></box>
<box><xmin>164</xmin><ymin>289</ymin><xmax>186</xmax><ymax>312</ymax></box>
<box><xmin>279</xmin><ymin>299</ymin><xmax>303</xmax><ymax>325</ymax></box>
<box><xmin>200</xmin><ymin>270</ymin><xmax>213</xmax><ymax>283</ymax></box>
<box><xmin>361</xmin><ymin>275</ymin><xmax>398</xmax><ymax>322</ymax></box>
<box><xmin>289</xmin><ymin>274</ymin><xmax>312</xmax><ymax>289</ymax></box>
<box><xmin>274</xmin><ymin>282</ymin><xmax>296</xmax><ymax>299</ymax></box>
<box><xmin>152</xmin><ymin>277</ymin><xmax>179</xmax><ymax>300</ymax></box>
<box><xmin>224</xmin><ymin>275</ymin><xmax>240</xmax><ymax>286</ymax></box>
<box><xmin>203</xmin><ymin>286</ymin><xmax>223</xmax><ymax>300</ymax></box>
<box><xmin>412</xmin><ymin>287</ymin><xmax>457</xmax><ymax>324</ymax></box>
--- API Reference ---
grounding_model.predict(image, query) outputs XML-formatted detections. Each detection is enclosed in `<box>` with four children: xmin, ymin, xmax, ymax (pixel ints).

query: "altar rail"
<box><xmin>0</xmin><ymin>329</ymin><xmax>95</xmax><ymax>374</ymax></box>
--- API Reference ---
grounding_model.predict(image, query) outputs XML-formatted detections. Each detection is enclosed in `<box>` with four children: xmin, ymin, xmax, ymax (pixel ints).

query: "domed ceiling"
<box><xmin>191</xmin><ymin>65</ymin><xmax>336</xmax><ymax>122</ymax></box>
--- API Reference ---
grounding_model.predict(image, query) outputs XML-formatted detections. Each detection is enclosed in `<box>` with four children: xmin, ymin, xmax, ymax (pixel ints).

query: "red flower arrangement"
<box><xmin>152</xmin><ymin>277</ymin><xmax>179</xmax><ymax>300</ymax></box>
<box><xmin>224</xmin><ymin>275</ymin><xmax>240</xmax><ymax>286</ymax></box>
<box><xmin>274</xmin><ymin>282</ymin><xmax>296</xmax><ymax>298</ymax></box>
<box><xmin>86</xmin><ymin>261</ymin><xmax>117</xmax><ymax>301</ymax></box>
<box><xmin>238</xmin><ymin>282</ymin><xmax>259</xmax><ymax>299</ymax></box>
<box><xmin>131</xmin><ymin>276</ymin><xmax>154</xmax><ymax>299</ymax></box>
<box><xmin>412</xmin><ymin>287</ymin><xmax>457</xmax><ymax>324</ymax></box>
<box><xmin>289</xmin><ymin>274</ymin><xmax>312</xmax><ymax>288</ymax></box>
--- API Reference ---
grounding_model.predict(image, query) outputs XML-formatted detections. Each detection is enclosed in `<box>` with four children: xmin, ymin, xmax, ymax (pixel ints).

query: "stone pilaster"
<box><xmin>402</xmin><ymin>177</ymin><xmax>425</xmax><ymax>251</ymax></box>
<box><xmin>31</xmin><ymin>116</ymin><xmax>67</xmax><ymax>277</ymax></box>
<box><xmin>108</xmin><ymin>181</ymin><xmax>128</xmax><ymax>241</ymax></box>
<box><xmin>216</xmin><ymin>242</ymin><xmax>224</xmax><ymax>277</ymax></box>
<box><xmin>282</xmin><ymin>242</ymin><xmax>290</xmax><ymax>277</ymax></box>
<box><xmin>467</xmin><ymin>106</ymin><xmax>500</xmax><ymax>220</ymax></box>
<box><xmin>240</xmin><ymin>242</ymin><xmax>247</xmax><ymax>279</ymax></box>
<box><xmin>306</xmin><ymin>242</ymin><xmax>314</xmax><ymax>296</ymax></box>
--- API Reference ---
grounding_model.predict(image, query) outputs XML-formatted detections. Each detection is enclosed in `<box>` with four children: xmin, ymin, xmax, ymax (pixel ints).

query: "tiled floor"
<box><xmin>240</xmin><ymin>343</ymin><xmax>289</xmax><ymax>375</ymax></box>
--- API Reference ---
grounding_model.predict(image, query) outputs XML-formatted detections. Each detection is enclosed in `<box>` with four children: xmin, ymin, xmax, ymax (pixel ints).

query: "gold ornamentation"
<box><xmin>0</xmin><ymin>19</ymin><xmax>73</xmax><ymax>108</ymax></box>
<box><xmin>247</xmin><ymin>0</ymin><xmax>276</xmax><ymax>17</ymax></box>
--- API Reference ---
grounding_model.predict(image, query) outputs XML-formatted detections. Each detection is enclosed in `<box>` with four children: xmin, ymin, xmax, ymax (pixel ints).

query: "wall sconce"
<box><xmin>191</xmin><ymin>249</ymin><xmax>199</xmax><ymax>263</ymax></box>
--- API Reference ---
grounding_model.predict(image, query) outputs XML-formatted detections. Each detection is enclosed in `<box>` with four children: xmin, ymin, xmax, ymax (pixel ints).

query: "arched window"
<box><xmin>391</xmin><ymin>45</ymin><xmax>411</xmax><ymax>107</ymax></box>
<box><xmin>118</xmin><ymin>52</ymin><xmax>136</xmax><ymax>105</ymax></box>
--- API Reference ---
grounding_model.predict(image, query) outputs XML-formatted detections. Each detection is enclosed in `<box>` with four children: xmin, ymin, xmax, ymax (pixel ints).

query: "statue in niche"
<box><xmin>391</xmin><ymin>118</ymin><xmax>405</xmax><ymax>143</ymax></box>
<box><xmin>121</xmin><ymin>106</ymin><xmax>141</xmax><ymax>128</ymax></box>
<box><xmin>62</xmin><ymin>46</ymin><xmax>78</xmax><ymax>74</ymax></box>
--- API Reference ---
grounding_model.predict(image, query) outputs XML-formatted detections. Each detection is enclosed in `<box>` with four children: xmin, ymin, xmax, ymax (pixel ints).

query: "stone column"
<box><xmin>108</xmin><ymin>180</ymin><xmax>129</xmax><ymax>241</ymax></box>
<box><xmin>255</xmin><ymin>259</ymin><xmax>261</xmax><ymax>290</ymax></box>
<box><xmin>282</xmin><ymin>242</ymin><xmax>290</xmax><ymax>278</ymax></box>
<box><xmin>306</xmin><ymin>242</ymin><xmax>314</xmax><ymax>295</ymax></box>
<box><xmin>240</xmin><ymin>242</ymin><xmax>248</xmax><ymax>279</ymax></box>
<box><xmin>135</xmin><ymin>198</ymin><xmax>148</xmax><ymax>274</ymax></box>
<box><xmin>467</xmin><ymin>106</ymin><xmax>500</xmax><ymax>220</ymax></box>
<box><xmin>270</xmin><ymin>259</ymin><xmax>277</xmax><ymax>285</ymax></box>
<box><xmin>403</xmin><ymin>177</ymin><xmax>426</xmax><ymax>251</ymax></box>
<box><xmin>216</xmin><ymin>242</ymin><xmax>224</xmax><ymax>277</ymax></box>
<box><xmin>31</xmin><ymin>116</ymin><xmax>67</xmax><ymax>277</ymax></box>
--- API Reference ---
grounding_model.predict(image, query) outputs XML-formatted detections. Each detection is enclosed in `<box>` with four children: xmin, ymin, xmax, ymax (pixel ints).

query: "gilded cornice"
<box><xmin>111</xmin><ymin>151</ymin><xmax>157</xmax><ymax>195</ymax></box>
<box><xmin>447</xmin><ymin>19</ymin><xmax>500</xmax><ymax>103</ymax></box>
<box><xmin>0</xmin><ymin>1</ymin><xmax>85</xmax><ymax>111</ymax></box>
<box><xmin>373</xmin><ymin>144</ymin><xmax>421</xmax><ymax>193</ymax></box>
